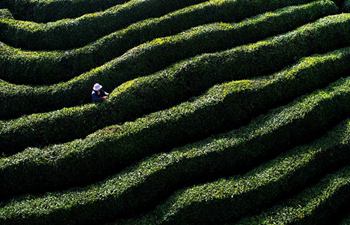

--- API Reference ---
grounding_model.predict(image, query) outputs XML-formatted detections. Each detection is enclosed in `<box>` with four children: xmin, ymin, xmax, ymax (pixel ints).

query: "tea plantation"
<box><xmin>1</xmin><ymin>0</ymin><xmax>350</xmax><ymax>224</ymax></box>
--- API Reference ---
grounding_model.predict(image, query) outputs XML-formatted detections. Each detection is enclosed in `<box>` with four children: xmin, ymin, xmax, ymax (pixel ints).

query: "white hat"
<box><xmin>93</xmin><ymin>83</ymin><xmax>102</xmax><ymax>91</ymax></box>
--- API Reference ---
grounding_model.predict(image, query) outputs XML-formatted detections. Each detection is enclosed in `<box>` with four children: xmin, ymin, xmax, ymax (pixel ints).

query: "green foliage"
<box><xmin>0</xmin><ymin>0</ymin><xmax>208</xmax><ymax>50</ymax></box>
<box><xmin>2</xmin><ymin>12</ymin><xmax>350</xmax><ymax>154</ymax></box>
<box><xmin>0</xmin><ymin>0</ymin><xmax>330</xmax><ymax>85</ymax></box>
<box><xmin>1</xmin><ymin>1</ymin><xmax>350</xmax><ymax>224</ymax></box>
<box><xmin>0</xmin><ymin>1</ymin><xmax>335</xmax><ymax>121</ymax></box>
<box><xmin>236</xmin><ymin>165</ymin><xmax>350</xmax><ymax>225</ymax></box>
<box><xmin>3</xmin><ymin>85</ymin><xmax>350</xmax><ymax>224</ymax></box>
<box><xmin>2</xmin><ymin>49</ymin><xmax>350</xmax><ymax>198</ymax></box>
<box><xmin>121</xmin><ymin>117</ymin><xmax>350</xmax><ymax>225</ymax></box>
<box><xmin>5</xmin><ymin>0</ymin><xmax>129</xmax><ymax>22</ymax></box>
<box><xmin>0</xmin><ymin>9</ymin><xmax>12</xmax><ymax>19</ymax></box>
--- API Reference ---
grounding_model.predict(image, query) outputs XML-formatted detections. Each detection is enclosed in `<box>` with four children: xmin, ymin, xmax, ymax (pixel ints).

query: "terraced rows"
<box><xmin>3</xmin><ymin>0</ymin><xmax>130</xmax><ymax>22</ymax></box>
<box><xmin>4</xmin><ymin>10</ymin><xmax>350</xmax><ymax>153</ymax></box>
<box><xmin>0</xmin><ymin>0</ymin><xmax>339</xmax><ymax>123</ymax></box>
<box><xmin>1</xmin><ymin>0</ymin><xmax>350</xmax><ymax>224</ymax></box>
<box><xmin>0</xmin><ymin>0</ymin><xmax>335</xmax><ymax>85</ymax></box>
<box><xmin>1</xmin><ymin>0</ymin><xmax>320</xmax><ymax>50</ymax></box>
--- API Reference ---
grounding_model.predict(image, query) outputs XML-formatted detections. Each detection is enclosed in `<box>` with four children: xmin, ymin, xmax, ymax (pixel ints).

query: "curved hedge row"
<box><xmin>0</xmin><ymin>0</ymin><xmax>329</xmax><ymax>85</ymax></box>
<box><xmin>2</xmin><ymin>51</ymin><xmax>350</xmax><ymax>197</ymax></box>
<box><xmin>2</xmin><ymin>13</ymin><xmax>350</xmax><ymax>153</ymax></box>
<box><xmin>0</xmin><ymin>0</ymin><xmax>207</xmax><ymax>50</ymax></box>
<box><xmin>236</xmin><ymin>165</ymin><xmax>350</xmax><ymax>225</ymax></box>
<box><xmin>0</xmin><ymin>1</ymin><xmax>336</xmax><ymax>118</ymax></box>
<box><xmin>117</xmin><ymin>118</ymin><xmax>350</xmax><ymax>225</ymax></box>
<box><xmin>2</xmin><ymin>78</ymin><xmax>350</xmax><ymax>225</ymax></box>
<box><xmin>5</xmin><ymin>0</ymin><xmax>129</xmax><ymax>22</ymax></box>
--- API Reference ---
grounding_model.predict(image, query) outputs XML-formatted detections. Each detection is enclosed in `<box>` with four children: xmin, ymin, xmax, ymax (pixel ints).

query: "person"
<box><xmin>91</xmin><ymin>83</ymin><xmax>109</xmax><ymax>103</ymax></box>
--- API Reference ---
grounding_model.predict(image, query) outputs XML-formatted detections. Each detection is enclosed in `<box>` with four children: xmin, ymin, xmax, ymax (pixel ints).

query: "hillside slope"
<box><xmin>0</xmin><ymin>0</ymin><xmax>350</xmax><ymax>224</ymax></box>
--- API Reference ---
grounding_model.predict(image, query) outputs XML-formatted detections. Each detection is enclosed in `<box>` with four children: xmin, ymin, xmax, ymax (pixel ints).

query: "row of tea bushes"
<box><xmin>0</xmin><ymin>0</ymin><xmax>207</xmax><ymax>50</ymax></box>
<box><xmin>2</xmin><ymin>14</ymin><xmax>350</xmax><ymax>153</ymax></box>
<box><xmin>0</xmin><ymin>106</ymin><xmax>350</xmax><ymax>225</ymax></box>
<box><xmin>4</xmin><ymin>0</ymin><xmax>129</xmax><ymax>22</ymax></box>
<box><xmin>2</xmin><ymin>68</ymin><xmax>350</xmax><ymax>198</ymax></box>
<box><xmin>0</xmin><ymin>0</ymin><xmax>327</xmax><ymax>85</ymax></box>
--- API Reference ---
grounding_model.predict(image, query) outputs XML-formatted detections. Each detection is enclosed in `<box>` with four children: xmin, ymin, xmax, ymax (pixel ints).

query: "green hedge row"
<box><xmin>0</xmin><ymin>0</ymin><xmax>334</xmax><ymax>118</ymax></box>
<box><xmin>2</xmin><ymin>85</ymin><xmax>350</xmax><ymax>225</ymax></box>
<box><xmin>0</xmin><ymin>0</ymin><xmax>326</xmax><ymax>85</ymax></box>
<box><xmin>235</xmin><ymin>165</ymin><xmax>350</xmax><ymax>225</ymax></box>
<box><xmin>0</xmin><ymin>9</ymin><xmax>12</xmax><ymax>19</ymax></box>
<box><xmin>2</xmin><ymin>13</ymin><xmax>350</xmax><ymax>153</ymax></box>
<box><xmin>2</xmin><ymin>47</ymin><xmax>350</xmax><ymax>198</ymax></box>
<box><xmin>0</xmin><ymin>0</ymin><xmax>207</xmax><ymax>50</ymax></box>
<box><xmin>5</xmin><ymin>0</ymin><xmax>129</xmax><ymax>22</ymax></box>
<box><xmin>117</xmin><ymin>115</ymin><xmax>350</xmax><ymax>225</ymax></box>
